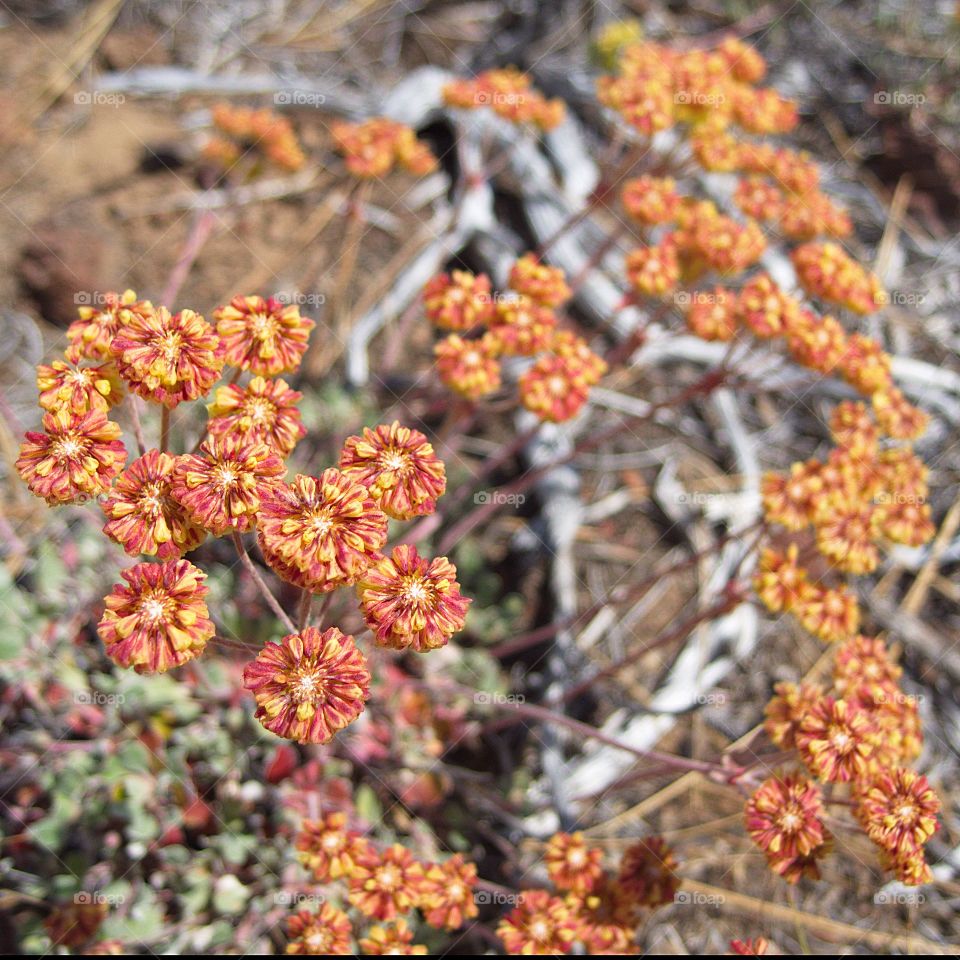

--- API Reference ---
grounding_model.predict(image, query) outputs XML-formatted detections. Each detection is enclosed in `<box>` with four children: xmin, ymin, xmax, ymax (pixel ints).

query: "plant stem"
<box><xmin>159</xmin><ymin>406</ymin><xmax>171</xmax><ymax>454</ymax></box>
<box><xmin>127</xmin><ymin>395</ymin><xmax>147</xmax><ymax>457</ymax></box>
<box><xmin>231</xmin><ymin>531</ymin><xmax>296</xmax><ymax>633</ymax></box>
<box><xmin>297</xmin><ymin>589</ymin><xmax>313</xmax><ymax>631</ymax></box>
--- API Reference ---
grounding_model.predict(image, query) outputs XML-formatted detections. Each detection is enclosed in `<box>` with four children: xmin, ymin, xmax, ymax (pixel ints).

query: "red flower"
<box><xmin>243</xmin><ymin>627</ymin><xmax>371</xmax><ymax>744</ymax></box>
<box><xmin>37</xmin><ymin>359</ymin><xmax>122</xmax><ymax>415</ymax></box>
<box><xmin>796</xmin><ymin>696</ymin><xmax>876</xmax><ymax>783</ymax></box>
<box><xmin>214</xmin><ymin>295</ymin><xmax>315</xmax><ymax>376</ymax></box>
<box><xmin>616</xmin><ymin>836</ymin><xmax>679</xmax><ymax>908</ymax></box>
<box><xmin>102</xmin><ymin>450</ymin><xmax>206</xmax><ymax>559</ymax></box>
<box><xmin>348</xmin><ymin>843</ymin><xmax>427</xmax><ymax>921</ymax></box>
<box><xmin>339</xmin><ymin>421</ymin><xmax>446</xmax><ymax>520</ymax></box>
<box><xmin>544</xmin><ymin>832</ymin><xmax>605</xmax><ymax>896</ymax></box>
<box><xmin>258</xmin><ymin>470</ymin><xmax>388</xmax><ymax>593</ymax></box>
<box><xmin>17</xmin><ymin>407</ymin><xmax>126</xmax><ymax>505</ymax></box>
<box><xmin>496</xmin><ymin>889</ymin><xmax>577</xmax><ymax>956</ymax></box>
<box><xmin>97</xmin><ymin>560</ymin><xmax>214</xmax><ymax>674</ymax></box>
<box><xmin>419</xmin><ymin>854</ymin><xmax>479</xmax><ymax>930</ymax></box>
<box><xmin>110</xmin><ymin>307</ymin><xmax>224</xmax><ymax>408</ymax></box>
<box><xmin>170</xmin><ymin>436</ymin><xmax>285</xmax><ymax>535</ymax></box>
<box><xmin>286</xmin><ymin>903</ymin><xmax>353</xmax><ymax>955</ymax></box>
<box><xmin>357</xmin><ymin>545</ymin><xmax>470</xmax><ymax>652</ymax></box>
<box><xmin>296</xmin><ymin>811</ymin><xmax>372</xmax><ymax>882</ymax></box>
<box><xmin>207</xmin><ymin>376</ymin><xmax>306</xmax><ymax>456</ymax></box>
<box><xmin>858</xmin><ymin>768</ymin><xmax>940</xmax><ymax>857</ymax></box>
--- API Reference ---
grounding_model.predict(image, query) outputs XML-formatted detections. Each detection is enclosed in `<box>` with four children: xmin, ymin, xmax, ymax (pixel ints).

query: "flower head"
<box><xmin>508</xmin><ymin>254</ymin><xmax>571</xmax><ymax>308</ymax></box>
<box><xmin>214</xmin><ymin>295</ymin><xmax>315</xmax><ymax>376</ymax></box>
<box><xmin>616</xmin><ymin>836</ymin><xmax>679</xmax><ymax>908</ymax></box>
<box><xmin>626</xmin><ymin>240</ymin><xmax>680</xmax><ymax>297</ymax></box>
<box><xmin>102</xmin><ymin>450</ymin><xmax>205</xmax><ymax>559</ymax></box>
<box><xmin>17</xmin><ymin>407</ymin><xmax>126</xmax><ymax>504</ymax></box>
<box><xmin>745</xmin><ymin>774</ymin><xmax>828</xmax><ymax>882</ymax></box>
<box><xmin>357</xmin><ymin>545</ymin><xmax>470</xmax><ymax>652</ymax></box>
<box><xmin>243</xmin><ymin>627</ymin><xmax>371</xmax><ymax>744</ymax></box>
<box><xmin>286</xmin><ymin>904</ymin><xmax>353</xmax><ymax>955</ymax></box>
<box><xmin>858</xmin><ymin>768</ymin><xmax>940</xmax><ymax>857</ymax></box>
<box><xmin>519</xmin><ymin>354</ymin><xmax>591</xmax><ymax>423</ymax></box>
<box><xmin>207</xmin><ymin>376</ymin><xmax>305</xmax><ymax>456</ymax></box>
<box><xmin>359</xmin><ymin>919</ymin><xmax>427</xmax><ymax>955</ymax></box>
<box><xmin>685</xmin><ymin>287</ymin><xmax>737</xmax><ymax>341</ymax></box>
<box><xmin>764</xmin><ymin>681</ymin><xmax>824</xmax><ymax>750</ymax></box>
<box><xmin>434</xmin><ymin>333</ymin><xmax>501</xmax><ymax>400</ymax></box>
<box><xmin>622</xmin><ymin>175</ymin><xmax>680</xmax><ymax>225</ymax></box>
<box><xmin>497</xmin><ymin>890</ymin><xmax>577</xmax><ymax>956</ymax></box>
<box><xmin>97</xmin><ymin>559</ymin><xmax>213</xmax><ymax>674</ymax></box>
<box><xmin>110</xmin><ymin>307</ymin><xmax>224</xmax><ymax>409</ymax></box>
<box><xmin>419</xmin><ymin>854</ymin><xmax>478</xmax><ymax>930</ymax></box>
<box><xmin>258</xmin><ymin>470</ymin><xmax>388</xmax><ymax>593</ymax></box>
<box><xmin>339</xmin><ymin>421</ymin><xmax>446</xmax><ymax>521</ymax></box>
<box><xmin>794</xmin><ymin>582</ymin><xmax>860</xmax><ymax>644</ymax></box>
<box><xmin>332</xmin><ymin>118</ymin><xmax>437</xmax><ymax>178</ymax></box>
<box><xmin>544</xmin><ymin>832</ymin><xmax>605</xmax><ymax>896</ymax></box>
<box><xmin>348</xmin><ymin>843</ymin><xmax>427</xmax><ymax>921</ymax></box>
<box><xmin>487</xmin><ymin>296</ymin><xmax>557</xmax><ymax>356</ymax></box>
<box><xmin>550</xmin><ymin>331</ymin><xmax>607</xmax><ymax>385</ymax></box>
<box><xmin>422</xmin><ymin>271</ymin><xmax>495</xmax><ymax>331</ymax></box>
<box><xmin>796</xmin><ymin>696</ymin><xmax>876</xmax><ymax>783</ymax></box>
<box><xmin>296</xmin><ymin>811</ymin><xmax>372</xmax><ymax>882</ymax></box>
<box><xmin>444</xmin><ymin>69</ymin><xmax>565</xmax><ymax>130</ymax></box>
<box><xmin>37</xmin><ymin>359</ymin><xmax>122</xmax><ymax>415</ymax></box>
<box><xmin>66</xmin><ymin>289</ymin><xmax>150</xmax><ymax>363</ymax></box>
<box><xmin>44</xmin><ymin>900</ymin><xmax>108</xmax><ymax>948</ymax></box>
<box><xmin>171</xmin><ymin>436</ymin><xmax>285</xmax><ymax>535</ymax></box>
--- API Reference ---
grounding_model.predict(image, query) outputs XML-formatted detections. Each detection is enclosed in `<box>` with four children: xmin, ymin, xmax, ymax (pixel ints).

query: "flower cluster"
<box><xmin>286</xmin><ymin>820</ymin><xmax>479</xmax><ymax>954</ymax></box>
<box><xmin>497</xmin><ymin>832</ymin><xmax>680</xmax><ymax>954</ymax></box>
<box><xmin>17</xmin><ymin>291</ymin><xmax>470</xmax><ymax>755</ymax></box>
<box><xmin>443</xmin><ymin>68</ymin><xmax>565</xmax><ymax>130</ymax></box>
<box><xmin>203</xmin><ymin>103</ymin><xmax>306</xmax><ymax>172</ymax></box>
<box><xmin>428</xmin><ymin>256</ymin><xmax>607</xmax><ymax>421</ymax></box>
<box><xmin>331</xmin><ymin>118</ymin><xmax>438</xmax><ymax>178</ymax></box>
<box><xmin>753</xmin><ymin>631</ymin><xmax>939</xmax><ymax>885</ymax></box>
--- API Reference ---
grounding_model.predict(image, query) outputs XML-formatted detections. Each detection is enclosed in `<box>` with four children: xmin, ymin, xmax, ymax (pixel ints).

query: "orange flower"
<box><xmin>734</xmin><ymin>176</ymin><xmax>783</xmax><ymax>222</ymax></box>
<box><xmin>214</xmin><ymin>295</ymin><xmax>315</xmax><ymax>376</ymax></box>
<box><xmin>791</xmin><ymin>242</ymin><xmax>884</xmax><ymax>316</ymax></box>
<box><xmin>736</xmin><ymin>273</ymin><xmax>800</xmax><ymax>339</ymax></box>
<box><xmin>761</xmin><ymin>461</ymin><xmax>824</xmax><ymax>531</ymax></box>
<box><xmin>872</xmin><ymin>387</ymin><xmax>929</xmax><ymax>441</ymax></box>
<box><xmin>487</xmin><ymin>296</ymin><xmax>557</xmax><ymax>356</ymax></box>
<box><xmin>550</xmin><ymin>330</ymin><xmax>607</xmax><ymax>385</ymax></box>
<box><xmin>208</xmin><ymin>104</ymin><xmax>306</xmax><ymax>172</ymax></box>
<box><xmin>794</xmin><ymin>582</ymin><xmax>860</xmax><ymax>643</ymax></box>
<box><xmin>764</xmin><ymin>681</ymin><xmax>824</xmax><ymax>750</ymax></box>
<box><xmin>616</xmin><ymin>836</ymin><xmax>679</xmax><ymax>908</ymax></box>
<box><xmin>37</xmin><ymin>359</ymin><xmax>122</xmax><ymax>415</ymax></box>
<box><xmin>444</xmin><ymin>69</ymin><xmax>565</xmax><ymax>130</ymax></box>
<box><xmin>419</xmin><ymin>854</ymin><xmax>478</xmax><ymax>930</ymax></box>
<box><xmin>243</xmin><ymin>627</ymin><xmax>371</xmax><ymax>744</ymax></box>
<box><xmin>110</xmin><ymin>307</ymin><xmax>224</xmax><ymax>409</ymax></box>
<box><xmin>331</xmin><ymin>118</ymin><xmax>437</xmax><ymax>177</ymax></box>
<box><xmin>296</xmin><ymin>812</ymin><xmax>372</xmax><ymax>882</ymax></box>
<box><xmin>422</xmin><ymin>271</ymin><xmax>495</xmax><ymax>331</ymax></box>
<box><xmin>207</xmin><ymin>376</ymin><xmax>306</xmax><ymax>457</ymax></box>
<box><xmin>626</xmin><ymin>240</ymin><xmax>680</xmax><ymax>297</ymax></box>
<box><xmin>544</xmin><ymin>832</ymin><xmax>604</xmax><ymax>896</ymax></box>
<box><xmin>434</xmin><ymin>333</ymin><xmax>502</xmax><ymax>400</ymax></box>
<box><xmin>357</xmin><ymin>545</ymin><xmax>470</xmax><ymax>652</ymax></box>
<box><xmin>745</xmin><ymin>774</ymin><xmax>829</xmax><ymax>882</ymax></box>
<box><xmin>779</xmin><ymin>192</ymin><xmax>851</xmax><ymax>241</ymax></box>
<box><xmin>730</xmin><ymin>938</ymin><xmax>770</xmax><ymax>956</ymax></box>
<box><xmin>685</xmin><ymin>287</ymin><xmax>737</xmax><ymax>341</ymax></box>
<box><xmin>285</xmin><ymin>904</ymin><xmax>353</xmax><ymax>955</ymax></box>
<box><xmin>717</xmin><ymin>36</ymin><xmax>767</xmax><ymax>84</ymax></box>
<box><xmin>858</xmin><ymin>768</ymin><xmax>940</xmax><ymax>857</ymax></box>
<box><xmin>753</xmin><ymin>543</ymin><xmax>809</xmax><ymax>614</ymax></box>
<box><xmin>519</xmin><ymin>354</ymin><xmax>590</xmax><ymax>423</ymax></box>
<box><xmin>170</xmin><ymin>436</ymin><xmax>285</xmax><ymax>536</ymax></box>
<box><xmin>358</xmin><ymin>919</ymin><xmax>427</xmax><ymax>955</ymax></box>
<box><xmin>839</xmin><ymin>333</ymin><xmax>893</xmax><ymax>395</ymax></box>
<box><xmin>97</xmin><ymin>559</ymin><xmax>213</xmax><ymax>674</ymax></box>
<box><xmin>339</xmin><ymin>421</ymin><xmax>446</xmax><ymax>521</ymax></box>
<box><xmin>508</xmin><ymin>254</ymin><xmax>571</xmax><ymax>308</ymax></box>
<box><xmin>787</xmin><ymin>311</ymin><xmax>848</xmax><ymax>375</ymax></box>
<box><xmin>348</xmin><ymin>844</ymin><xmax>427</xmax><ymax>921</ymax></box>
<box><xmin>796</xmin><ymin>696</ymin><xmax>876</xmax><ymax>783</ymax></box>
<box><xmin>622</xmin><ymin>176</ymin><xmax>680</xmax><ymax>225</ymax></box>
<box><xmin>258</xmin><ymin>470</ymin><xmax>388</xmax><ymax>593</ymax></box>
<box><xmin>102</xmin><ymin>450</ymin><xmax>205</xmax><ymax>559</ymax></box>
<box><xmin>17</xmin><ymin>407</ymin><xmax>126</xmax><ymax>505</ymax></box>
<box><xmin>66</xmin><ymin>289</ymin><xmax>150</xmax><ymax>363</ymax></box>
<box><xmin>497</xmin><ymin>890</ymin><xmax>577</xmax><ymax>956</ymax></box>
